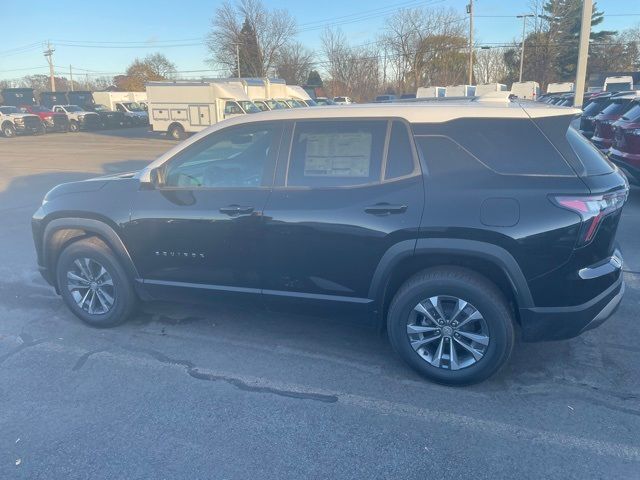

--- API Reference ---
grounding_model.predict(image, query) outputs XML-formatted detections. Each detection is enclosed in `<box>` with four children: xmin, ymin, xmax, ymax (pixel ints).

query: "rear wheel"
<box><xmin>2</xmin><ymin>122</ymin><xmax>16</xmax><ymax>138</ymax></box>
<box><xmin>56</xmin><ymin>237</ymin><xmax>136</xmax><ymax>328</ymax></box>
<box><xmin>168</xmin><ymin>124</ymin><xmax>185</xmax><ymax>141</ymax></box>
<box><xmin>387</xmin><ymin>267</ymin><xmax>514</xmax><ymax>385</ymax></box>
<box><xmin>69</xmin><ymin>120</ymin><xmax>79</xmax><ymax>132</ymax></box>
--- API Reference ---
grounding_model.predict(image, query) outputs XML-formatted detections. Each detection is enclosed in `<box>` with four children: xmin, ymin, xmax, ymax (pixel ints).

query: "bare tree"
<box><xmin>381</xmin><ymin>7</ymin><xmax>467</xmax><ymax>92</ymax></box>
<box><xmin>206</xmin><ymin>0</ymin><xmax>296</xmax><ymax>76</ymax></box>
<box><xmin>474</xmin><ymin>48</ymin><xmax>509</xmax><ymax>84</ymax></box>
<box><xmin>321</xmin><ymin>28</ymin><xmax>380</xmax><ymax>102</ymax></box>
<box><xmin>275</xmin><ymin>42</ymin><xmax>314</xmax><ymax>85</ymax></box>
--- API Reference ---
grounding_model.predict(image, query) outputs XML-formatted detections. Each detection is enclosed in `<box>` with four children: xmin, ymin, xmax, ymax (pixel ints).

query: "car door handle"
<box><xmin>364</xmin><ymin>203</ymin><xmax>408</xmax><ymax>215</ymax></box>
<box><xmin>219</xmin><ymin>205</ymin><xmax>254</xmax><ymax>216</ymax></box>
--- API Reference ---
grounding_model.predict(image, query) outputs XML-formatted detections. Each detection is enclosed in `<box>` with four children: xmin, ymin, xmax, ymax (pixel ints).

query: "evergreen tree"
<box><xmin>306</xmin><ymin>70</ymin><xmax>323</xmax><ymax>87</ymax></box>
<box><xmin>237</xmin><ymin>18</ymin><xmax>262</xmax><ymax>77</ymax></box>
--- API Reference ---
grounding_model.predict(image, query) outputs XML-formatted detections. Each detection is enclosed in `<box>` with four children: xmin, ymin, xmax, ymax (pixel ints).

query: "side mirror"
<box><xmin>148</xmin><ymin>167</ymin><xmax>163</xmax><ymax>188</ymax></box>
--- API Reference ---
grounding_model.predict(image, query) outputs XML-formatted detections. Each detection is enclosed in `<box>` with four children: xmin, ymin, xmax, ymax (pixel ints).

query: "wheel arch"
<box><xmin>43</xmin><ymin>217</ymin><xmax>139</xmax><ymax>290</ymax></box>
<box><xmin>370</xmin><ymin>238</ymin><xmax>534</xmax><ymax>329</ymax></box>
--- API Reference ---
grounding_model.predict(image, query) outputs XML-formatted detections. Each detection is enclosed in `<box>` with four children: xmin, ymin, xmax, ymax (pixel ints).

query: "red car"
<box><xmin>19</xmin><ymin>105</ymin><xmax>69</xmax><ymax>133</ymax></box>
<box><xmin>609</xmin><ymin>101</ymin><xmax>640</xmax><ymax>184</ymax></box>
<box><xmin>591</xmin><ymin>94</ymin><xmax>638</xmax><ymax>151</ymax></box>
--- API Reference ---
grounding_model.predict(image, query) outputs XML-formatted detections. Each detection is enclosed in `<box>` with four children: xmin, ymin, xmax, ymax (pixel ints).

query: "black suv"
<box><xmin>32</xmin><ymin>100</ymin><xmax>628</xmax><ymax>384</ymax></box>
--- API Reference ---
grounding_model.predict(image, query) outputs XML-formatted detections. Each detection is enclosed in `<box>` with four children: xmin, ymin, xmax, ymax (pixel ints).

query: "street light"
<box><xmin>516</xmin><ymin>14</ymin><xmax>534</xmax><ymax>83</ymax></box>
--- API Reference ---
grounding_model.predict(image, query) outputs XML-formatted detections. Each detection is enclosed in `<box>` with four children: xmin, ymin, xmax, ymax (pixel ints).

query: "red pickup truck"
<box><xmin>19</xmin><ymin>105</ymin><xmax>69</xmax><ymax>133</ymax></box>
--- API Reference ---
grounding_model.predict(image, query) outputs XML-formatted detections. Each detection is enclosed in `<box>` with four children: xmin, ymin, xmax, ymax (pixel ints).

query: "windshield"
<box><xmin>265</xmin><ymin>100</ymin><xmax>283</xmax><ymax>110</ymax></box>
<box><xmin>276</xmin><ymin>100</ymin><xmax>290</xmax><ymax>108</ymax></box>
<box><xmin>304</xmin><ymin>99</ymin><xmax>318</xmax><ymax>106</ymax></box>
<box><xmin>605</xmin><ymin>82</ymin><xmax>632</xmax><ymax>92</ymax></box>
<box><xmin>583</xmin><ymin>99</ymin><xmax>609</xmax><ymax>116</ymax></box>
<box><xmin>30</xmin><ymin>105</ymin><xmax>51</xmax><ymax>113</ymax></box>
<box><xmin>121</xmin><ymin>102</ymin><xmax>144</xmax><ymax>111</ymax></box>
<box><xmin>238</xmin><ymin>101</ymin><xmax>261</xmax><ymax>114</ymax></box>
<box><xmin>253</xmin><ymin>101</ymin><xmax>270</xmax><ymax>112</ymax></box>
<box><xmin>334</xmin><ymin>97</ymin><xmax>347</xmax><ymax>102</ymax></box>
<box><xmin>0</xmin><ymin>106</ymin><xmax>18</xmax><ymax>114</ymax></box>
<box><xmin>93</xmin><ymin>104</ymin><xmax>109</xmax><ymax>112</ymax></box>
<box><xmin>64</xmin><ymin>105</ymin><xmax>83</xmax><ymax>112</ymax></box>
<box><xmin>600</xmin><ymin>99</ymin><xmax>633</xmax><ymax>116</ymax></box>
<box><xmin>288</xmin><ymin>99</ymin><xmax>304</xmax><ymax>108</ymax></box>
<box><xmin>621</xmin><ymin>103</ymin><xmax>640</xmax><ymax>121</ymax></box>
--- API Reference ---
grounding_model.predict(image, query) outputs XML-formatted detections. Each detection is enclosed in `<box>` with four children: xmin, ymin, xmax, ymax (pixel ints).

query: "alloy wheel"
<box><xmin>407</xmin><ymin>295</ymin><xmax>490</xmax><ymax>370</ymax></box>
<box><xmin>66</xmin><ymin>258</ymin><xmax>115</xmax><ymax>315</ymax></box>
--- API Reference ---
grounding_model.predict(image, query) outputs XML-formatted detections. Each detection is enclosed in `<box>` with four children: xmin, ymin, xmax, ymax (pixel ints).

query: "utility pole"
<box><xmin>43</xmin><ymin>41</ymin><xmax>55</xmax><ymax>92</ymax></box>
<box><xmin>69</xmin><ymin>65</ymin><xmax>74</xmax><ymax>91</ymax></box>
<box><xmin>574</xmin><ymin>0</ymin><xmax>593</xmax><ymax>108</ymax></box>
<box><xmin>232</xmin><ymin>43</ymin><xmax>241</xmax><ymax>78</ymax></box>
<box><xmin>517</xmin><ymin>14</ymin><xmax>534</xmax><ymax>82</ymax></box>
<box><xmin>467</xmin><ymin>1</ymin><xmax>474</xmax><ymax>85</ymax></box>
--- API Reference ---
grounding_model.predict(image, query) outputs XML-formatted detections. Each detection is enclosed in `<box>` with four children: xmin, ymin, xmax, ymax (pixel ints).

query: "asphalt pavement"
<box><xmin>0</xmin><ymin>128</ymin><xmax>639</xmax><ymax>479</ymax></box>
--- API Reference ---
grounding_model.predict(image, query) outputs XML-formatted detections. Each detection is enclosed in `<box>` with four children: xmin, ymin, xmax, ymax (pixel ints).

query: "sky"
<box><xmin>0</xmin><ymin>0</ymin><xmax>638</xmax><ymax>81</ymax></box>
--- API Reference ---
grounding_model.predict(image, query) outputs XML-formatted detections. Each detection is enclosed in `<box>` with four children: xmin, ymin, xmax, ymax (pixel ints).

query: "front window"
<box><xmin>334</xmin><ymin>97</ymin><xmax>347</xmax><ymax>103</ymax></box>
<box><xmin>121</xmin><ymin>102</ymin><xmax>143</xmax><ymax>112</ymax></box>
<box><xmin>605</xmin><ymin>82</ymin><xmax>632</xmax><ymax>92</ymax></box>
<box><xmin>29</xmin><ymin>105</ymin><xmax>51</xmax><ymax>113</ymax></box>
<box><xmin>64</xmin><ymin>105</ymin><xmax>83</xmax><ymax>112</ymax></box>
<box><xmin>276</xmin><ymin>100</ymin><xmax>290</xmax><ymax>109</ymax></box>
<box><xmin>224</xmin><ymin>101</ymin><xmax>244</xmax><ymax>116</ymax></box>
<box><xmin>162</xmin><ymin>123</ymin><xmax>279</xmax><ymax>188</ymax></box>
<box><xmin>0</xmin><ymin>106</ymin><xmax>18</xmax><ymax>114</ymax></box>
<box><xmin>238</xmin><ymin>101</ymin><xmax>261</xmax><ymax>114</ymax></box>
<box><xmin>93</xmin><ymin>104</ymin><xmax>109</xmax><ymax>112</ymax></box>
<box><xmin>254</xmin><ymin>101</ymin><xmax>269</xmax><ymax>112</ymax></box>
<box><xmin>304</xmin><ymin>99</ymin><xmax>317</xmax><ymax>106</ymax></box>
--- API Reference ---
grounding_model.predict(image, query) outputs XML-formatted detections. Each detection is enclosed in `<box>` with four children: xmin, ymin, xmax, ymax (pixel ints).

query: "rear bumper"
<box><xmin>519</xmin><ymin>274</ymin><xmax>625</xmax><ymax>342</ymax></box>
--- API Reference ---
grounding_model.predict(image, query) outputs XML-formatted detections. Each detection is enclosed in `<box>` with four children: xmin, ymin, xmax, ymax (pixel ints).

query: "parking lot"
<box><xmin>1</xmin><ymin>128</ymin><xmax>639</xmax><ymax>478</ymax></box>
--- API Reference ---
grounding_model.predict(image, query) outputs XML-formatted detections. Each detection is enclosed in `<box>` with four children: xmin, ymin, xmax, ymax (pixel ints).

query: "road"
<box><xmin>1</xmin><ymin>128</ymin><xmax>639</xmax><ymax>479</ymax></box>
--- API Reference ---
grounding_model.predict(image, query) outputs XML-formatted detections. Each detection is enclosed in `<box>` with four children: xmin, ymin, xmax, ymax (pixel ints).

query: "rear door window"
<box><xmin>565</xmin><ymin>127</ymin><xmax>614</xmax><ymax>176</ymax></box>
<box><xmin>621</xmin><ymin>103</ymin><xmax>640</xmax><ymax>121</ymax></box>
<box><xmin>287</xmin><ymin>120</ymin><xmax>386</xmax><ymax>187</ymax></box>
<box><xmin>600</xmin><ymin>99</ymin><xmax>633</xmax><ymax>116</ymax></box>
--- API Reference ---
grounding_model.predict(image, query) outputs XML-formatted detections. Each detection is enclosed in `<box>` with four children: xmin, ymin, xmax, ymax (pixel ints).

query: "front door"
<box><xmin>261</xmin><ymin>119</ymin><xmax>424</xmax><ymax>316</ymax></box>
<box><xmin>125</xmin><ymin>121</ymin><xmax>283</xmax><ymax>299</ymax></box>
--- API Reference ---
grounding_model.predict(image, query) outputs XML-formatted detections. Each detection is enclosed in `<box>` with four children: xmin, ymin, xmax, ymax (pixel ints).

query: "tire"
<box><xmin>56</xmin><ymin>237</ymin><xmax>136</xmax><ymax>328</ymax></box>
<box><xmin>168</xmin><ymin>124</ymin><xmax>185</xmax><ymax>141</ymax></box>
<box><xmin>2</xmin><ymin>122</ymin><xmax>16</xmax><ymax>138</ymax></box>
<box><xmin>387</xmin><ymin>266</ymin><xmax>515</xmax><ymax>385</ymax></box>
<box><xmin>69</xmin><ymin>120</ymin><xmax>79</xmax><ymax>132</ymax></box>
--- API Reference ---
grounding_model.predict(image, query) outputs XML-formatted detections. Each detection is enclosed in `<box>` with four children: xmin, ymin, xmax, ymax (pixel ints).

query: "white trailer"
<box><xmin>604</xmin><ymin>76</ymin><xmax>633</xmax><ymax>92</ymax></box>
<box><xmin>146</xmin><ymin>80</ymin><xmax>260</xmax><ymax>140</ymax></box>
<box><xmin>546</xmin><ymin>82</ymin><xmax>574</xmax><ymax>94</ymax></box>
<box><xmin>510</xmin><ymin>81</ymin><xmax>540</xmax><ymax>100</ymax></box>
<box><xmin>475</xmin><ymin>83</ymin><xmax>507</xmax><ymax>95</ymax></box>
<box><xmin>92</xmin><ymin>91</ymin><xmax>149</xmax><ymax>124</ymax></box>
<box><xmin>445</xmin><ymin>85</ymin><xmax>476</xmax><ymax>97</ymax></box>
<box><xmin>416</xmin><ymin>86</ymin><xmax>446</xmax><ymax>98</ymax></box>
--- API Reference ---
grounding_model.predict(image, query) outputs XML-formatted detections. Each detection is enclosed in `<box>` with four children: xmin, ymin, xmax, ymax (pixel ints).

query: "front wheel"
<box><xmin>69</xmin><ymin>120</ymin><xmax>79</xmax><ymax>132</ymax></box>
<box><xmin>56</xmin><ymin>237</ymin><xmax>136</xmax><ymax>328</ymax></box>
<box><xmin>387</xmin><ymin>267</ymin><xmax>514</xmax><ymax>385</ymax></box>
<box><xmin>2</xmin><ymin>123</ymin><xmax>16</xmax><ymax>138</ymax></box>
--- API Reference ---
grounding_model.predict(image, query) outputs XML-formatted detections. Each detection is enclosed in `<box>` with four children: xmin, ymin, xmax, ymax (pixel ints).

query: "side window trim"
<box><xmin>156</xmin><ymin>121</ymin><xmax>282</xmax><ymax>190</ymax></box>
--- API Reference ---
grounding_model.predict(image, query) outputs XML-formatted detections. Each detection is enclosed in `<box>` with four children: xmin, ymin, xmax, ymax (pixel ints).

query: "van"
<box><xmin>511</xmin><ymin>81</ymin><xmax>540</xmax><ymax>100</ymax></box>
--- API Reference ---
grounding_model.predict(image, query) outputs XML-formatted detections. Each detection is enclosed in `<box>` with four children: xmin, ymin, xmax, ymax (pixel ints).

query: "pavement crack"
<box><xmin>72</xmin><ymin>349</ymin><xmax>106</xmax><ymax>371</ymax></box>
<box><xmin>0</xmin><ymin>334</ymin><xmax>47</xmax><ymax>365</ymax></box>
<box><xmin>125</xmin><ymin>346</ymin><xmax>338</xmax><ymax>403</ymax></box>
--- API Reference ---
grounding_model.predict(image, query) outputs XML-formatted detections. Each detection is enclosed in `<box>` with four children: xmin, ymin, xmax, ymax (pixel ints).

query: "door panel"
<box><xmin>124</xmin><ymin>122</ymin><xmax>282</xmax><ymax>296</ymax></box>
<box><xmin>261</xmin><ymin>119</ymin><xmax>424</xmax><ymax>310</ymax></box>
<box><xmin>188</xmin><ymin>105</ymin><xmax>200</xmax><ymax>126</ymax></box>
<box><xmin>199</xmin><ymin>105</ymin><xmax>210</xmax><ymax>125</ymax></box>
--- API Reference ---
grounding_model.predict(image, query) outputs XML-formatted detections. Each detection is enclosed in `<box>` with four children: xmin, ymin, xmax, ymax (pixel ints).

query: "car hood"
<box><xmin>43</xmin><ymin>171</ymin><xmax>139</xmax><ymax>202</ymax></box>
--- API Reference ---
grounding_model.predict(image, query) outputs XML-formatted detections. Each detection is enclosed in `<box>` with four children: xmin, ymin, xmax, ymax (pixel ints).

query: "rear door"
<box><xmin>261</xmin><ymin>118</ymin><xmax>424</xmax><ymax>316</ymax></box>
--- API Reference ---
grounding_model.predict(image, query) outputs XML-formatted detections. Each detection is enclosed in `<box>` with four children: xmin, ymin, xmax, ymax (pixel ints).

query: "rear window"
<box><xmin>565</xmin><ymin>127</ymin><xmax>615</xmax><ymax>176</ymax></box>
<box><xmin>412</xmin><ymin>118</ymin><xmax>574</xmax><ymax>176</ymax></box>
<box><xmin>600</xmin><ymin>99</ymin><xmax>633</xmax><ymax>116</ymax></box>
<box><xmin>622</xmin><ymin>103</ymin><xmax>640</xmax><ymax>121</ymax></box>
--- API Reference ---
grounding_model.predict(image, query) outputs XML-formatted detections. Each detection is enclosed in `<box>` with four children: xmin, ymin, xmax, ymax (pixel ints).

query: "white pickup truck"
<box><xmin>51</xmin><ymin>105</ymin><xmax>101</xmax><ymax>132</ymax></box>
<box><xmin>0</xmin><ymin>106</ymin><xmax>43</xmax><ymax>137</ymax></box>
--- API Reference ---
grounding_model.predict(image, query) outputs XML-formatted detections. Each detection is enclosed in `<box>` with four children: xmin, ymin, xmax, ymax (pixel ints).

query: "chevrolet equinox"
<box><xmin>32</xmin><ymin>97</ymin><xmax>628</xmax><ymax>384</ymax></box>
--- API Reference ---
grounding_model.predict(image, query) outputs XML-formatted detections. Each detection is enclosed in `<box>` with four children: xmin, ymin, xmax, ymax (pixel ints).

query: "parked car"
<box><xmin>90</xmin><ymin>104</ymin><xmax>128</xmax><ymax>129</ymax></box>
<box><xmin>0</xmin><ymin>106</ymin><xmax>43</xmax><ymax>137</ymax></box>
<box><xmin>333</xmin><ymin>96</ymin><xmax>353</xmax><ymax>104</ymax></box>
<box><xmin>314</xmin><ymin>97</ymin><xmax>337</xmax><ymax>106</ymax></box>
<box><xmin>579</xmin><ymin>93</ymin><xmax>613</xmax><ymax>138</ymax></box>
<box><xmin>591</xmin><ymin>94</ymin><xmax>638</xmax><ymax>151</ymax></box>
<box><xmin>51</xmin><ymin>105</ymin><xmax>101</xmax><ymax>132</ymax></box>
<box><xmin>609</xmin><ymin>101</ymin><xmax>640</xmax><ymax>184</ymax></box>
<box><xmin>19</xmin><ymin>105</ymin><xmax>69</xmax><ymax>133</ymax></box>
<box><xmin>32</xmin><ymin>99</ymin><xmax>628</xmax><ymax>385</ymax></box>
<box><xmin>375</xmin><ymin>94</ymin><xmax>398</xmax><ymax>102</ymax></box>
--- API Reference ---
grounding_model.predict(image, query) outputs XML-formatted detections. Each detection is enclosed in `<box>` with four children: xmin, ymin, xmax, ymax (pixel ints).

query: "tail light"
<box><xmin>551</xmin><ymin>190</ymin><xmax>628</xmax><ymax>246</ymax></box>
